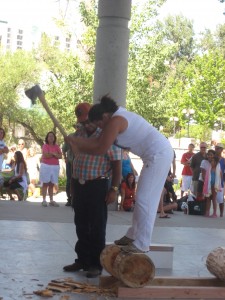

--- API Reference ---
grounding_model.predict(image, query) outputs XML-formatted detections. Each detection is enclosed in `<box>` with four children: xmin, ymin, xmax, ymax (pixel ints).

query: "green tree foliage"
<box><xmin>1</xmin><ymin>0</ymin><xmax>225</xmax><ymax>144</ymax></box>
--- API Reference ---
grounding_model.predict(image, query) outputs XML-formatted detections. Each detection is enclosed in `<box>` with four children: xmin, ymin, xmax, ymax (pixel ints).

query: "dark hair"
<box><xmin>14</xmin><ymin>151</ymin><xmax>27</xmax><ymax>173</ymax></box>
<box><xmin>45</xmin><ymin>131</ymin><xmax>57</xmax><ymax>144</ymax></box>
<box><xmin>125</xmin><ymin>173</ymin><xmax>136</xmax><ymax>189</ymax></box>
<box><xmin>89</xmin><ymin>95</ymin><xmax>118</xmax><ymax>122</ymax></box>
<box><xmin>0</xmin><ymin>128</ymin><xmax>5</xmax><ymax>138</ymax></box>
<box><xmin>207</xmin><ymin>149</ymin><xmax>215</xmax><ymax>156</ymax></box>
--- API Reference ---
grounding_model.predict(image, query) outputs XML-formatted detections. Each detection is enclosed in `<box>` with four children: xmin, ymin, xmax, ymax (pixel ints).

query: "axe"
<box><xmin>25</xmin><ymin>85</ymin><xmax>67</xmax><ymax>138</ymax></box>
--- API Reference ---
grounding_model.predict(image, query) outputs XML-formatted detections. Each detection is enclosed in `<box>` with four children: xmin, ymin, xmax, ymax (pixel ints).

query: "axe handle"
<box><xmin>38</xmin><ymin>93</ymin><xmax>67</xmax><ymax>138</ymax></box>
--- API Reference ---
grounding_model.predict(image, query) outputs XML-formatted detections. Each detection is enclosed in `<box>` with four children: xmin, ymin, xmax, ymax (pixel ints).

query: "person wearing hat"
<box><xmin>215</xmin><ymin>143</ymin><xmax>225</xmax><ymax>217</ymax></box>
<box><xmin>66</xmin><ymin>95</ymin><xmax>174</xmax><ymax>254</ymax></box>
<box><xmin>63</xmin><ymin>102</ymin><xmax>121</xmax><ymax>278</ymax></box>
<box><xmin>190</xmin><ymin>142</ymin><xmax>207</xmax><ymax>198</ymax></box>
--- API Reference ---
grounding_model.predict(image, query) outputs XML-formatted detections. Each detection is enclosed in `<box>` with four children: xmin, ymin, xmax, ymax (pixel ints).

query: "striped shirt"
<box><xmin>73</xmin><ymin>128</ymin><xmax>121</xmax><ymax>180</ymax></box>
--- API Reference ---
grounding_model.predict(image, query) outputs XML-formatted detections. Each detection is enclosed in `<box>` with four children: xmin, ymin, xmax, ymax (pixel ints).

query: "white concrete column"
<box><xmin>93</xmin><ymin>0</ymin><xmax>132</xmax><ymax>106</ymax></box>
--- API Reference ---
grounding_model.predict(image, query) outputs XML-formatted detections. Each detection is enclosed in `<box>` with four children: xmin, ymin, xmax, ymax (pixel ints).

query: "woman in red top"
<box><xmin>39</xmin><ymin>131</ymin><xmax>62</xmax><ymax>207</ymax></box>
<box><xmin>120</xmin><ymin>173</ymin><xmax>136</xmax><ymax>211</ymax></box>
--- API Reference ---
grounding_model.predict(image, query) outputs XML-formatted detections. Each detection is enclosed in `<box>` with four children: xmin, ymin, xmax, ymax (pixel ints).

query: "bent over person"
<box><xmin>67</xmin><ymin>95</ymin><xmax>173</xmax><ymax>254</ymax></box>
<box><xmin>63</xmin><ymin>102</ymin><xmax>121</xmax><ymax>278</ymax></box>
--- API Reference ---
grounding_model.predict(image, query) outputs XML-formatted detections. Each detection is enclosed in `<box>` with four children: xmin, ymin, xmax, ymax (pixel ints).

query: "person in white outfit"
<box><xmin>67</xmin><ymin>95</ymin><xmax>173</xmax><ymax>253</ymax></box>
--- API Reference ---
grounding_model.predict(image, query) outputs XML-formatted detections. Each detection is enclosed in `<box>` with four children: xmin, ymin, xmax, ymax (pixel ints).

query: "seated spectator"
<box><xmin>122</xmin><ymin>150</ymin><xmax>138</xmax><ymax>180</ymax></box>
<box><xmin>164</xmin><ymin>171</ymin><xmax>177</xmax><ymax>202</ymax></box>
<box><xmin>4</xmin><ymin>151</ymin><xmax>28</xmax><ymax>201</ymax></box>
<box><xmin>158</xmin><ymin>187</ymin><xmax>178</xmax><ymax>218</ymax></box>
<box><xmin>27</xmin><ymin>147</ymin><xmax>40</xmax><ymax>198</ymax></box>
<box><xmin>120</xmin><ymin>173</ymin><xmax>136</xmax><ymax>211</ymax></box>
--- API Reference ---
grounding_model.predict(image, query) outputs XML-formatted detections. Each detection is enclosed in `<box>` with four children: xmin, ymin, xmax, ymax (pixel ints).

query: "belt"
<box><xmin>78</xmin><ymin>177</ymin><xmax>109</xmax><ymax>185</ymax></box>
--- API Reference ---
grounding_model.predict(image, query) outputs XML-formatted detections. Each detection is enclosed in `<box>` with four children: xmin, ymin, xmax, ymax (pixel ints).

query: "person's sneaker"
<box><xmin>49</xmin><ymin>201</ymin><xmax>59</xmax><ymax>207</ymax></box>
<box><xmin>114</xmin><ymin>236</ymin><xmax>134</xmax><ymax>246</ymax></box>
<box><xmin>65</xmin><ymin>202</ymin><xmax>71</xmax><ymax>206</ymax></box>
<box><xmin>86</xmin><ymin>267</ymin><xmax>102</xmax><ymax>278</ymax></box>
<box><xmin>42</xmin><ymin>200</ymin><xmax>48</xmax><ymax>207</ymax></box>
<box><xmin>121</xmin><ymin>243</ymin><xmax>147</xmax><ymax>254</ymax></box>
<box><xmin>63</xmin><ymin>262</ymin><xmax>88</xmax><ymax>272</ymax></box>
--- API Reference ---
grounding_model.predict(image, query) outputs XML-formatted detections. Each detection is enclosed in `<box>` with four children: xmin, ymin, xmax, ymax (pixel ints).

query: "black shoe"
<box><xmin>63</xmin><ymin>262</ymin><xmax>87</xmax><ymax>272</ymax></box>
<box><xmin>86</xmin><ymin>267</ymin><xmax>102</xmax><ymax>278</ymax></box>
<box><xmin>65</xmin><ymin>202</ymin><xmax>71</xmax><ymax>206</ymax></box>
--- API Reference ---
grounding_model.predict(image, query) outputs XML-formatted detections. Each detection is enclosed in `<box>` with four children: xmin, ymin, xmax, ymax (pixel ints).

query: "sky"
<box><xmin>0</xmin><ymin>0</ymin><xmax>224</xmax><ymax>32</ymax></box>
<box><xmin>158</xmin><ymin>0</ymin><xmax>225</xmax><ymax>33</ymax></box>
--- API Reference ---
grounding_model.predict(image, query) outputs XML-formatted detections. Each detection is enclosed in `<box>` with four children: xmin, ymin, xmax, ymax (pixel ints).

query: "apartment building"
<box><xmin>0</xmin><ymin>19</ymin><xmax>79</xmax><ymax>53</ymax></box>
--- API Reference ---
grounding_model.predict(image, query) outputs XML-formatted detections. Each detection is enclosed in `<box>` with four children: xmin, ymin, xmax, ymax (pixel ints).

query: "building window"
<box><xmin>7</xmin><ymin>28</ymin><xmax>11</xmax><ymax>32</ymax></box>
<box><xmin>17</xmin><ymin>35</ymin><xmax>23</xmax><ymax>40</ymax></box>
<box><xmin>7</xmin><ymin>39</ymin><xmax>10</xmax><ymax>44</ymax></box>
<box><xmin>17</xmin><ymin>41</ymin><xmax>22</xmax><ymax>46</ymax></box>
<box><xmin>18</xmin><ymin>29</ymin><xmax>23</xmax><ymax>34</ymax></box>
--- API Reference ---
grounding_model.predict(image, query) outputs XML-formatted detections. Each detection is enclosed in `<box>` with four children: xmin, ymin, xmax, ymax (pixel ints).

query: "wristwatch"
<box><xmin>110</xmin><ymin>186</ymin><xmax>119</xmax><ymax>192</ymax></box>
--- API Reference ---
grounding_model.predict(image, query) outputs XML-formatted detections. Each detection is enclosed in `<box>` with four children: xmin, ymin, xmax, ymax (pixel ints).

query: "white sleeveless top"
<box><xmin>113</xmin><ymin>107</ymin><xmax>171</xmax><ymax>161</ymax></box>
<box><xmin>15</xmin><ymin>164</ymin><xmax>28</xmax><ymax>193</ymax></box>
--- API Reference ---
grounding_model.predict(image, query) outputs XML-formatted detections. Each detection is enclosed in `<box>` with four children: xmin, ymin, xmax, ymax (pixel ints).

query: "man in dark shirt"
<box><xmin>190</xmin><ymin>142</ymin><xmax>207</xmax><ymax>197</ymax></box>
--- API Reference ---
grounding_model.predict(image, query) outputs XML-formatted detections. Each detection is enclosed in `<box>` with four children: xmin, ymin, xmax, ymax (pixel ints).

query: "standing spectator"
<box><xmin>122</xmin><ymin>150</ymin><xmax>138</xmax><ymax>180</ymax></box>
<box><xmin>201</xmin><ymin>150</ymin><xmax>221</xmax><ymax>217</ymax></box>
<box><xmin>63</xmin><ymin>102</ymin><xmax>121</xmax><ymax>278</ymax></box>
<box><xmin>215</xmin><ymin>143</ymin><xmax>225</xmax><ymax>217</ymax></box>
<box><xmin>3</xmin><ymin>145</ymin><xmax>16</xmax><ymax>170</ymax></box>
<box><xmin>190</xmin><ymin>142</ymin><xmax>207</xmax><ymax>198</ymax></box>
<box><xmin>180</xmin><ymin>143</ymin><xmax>195</xmax><ymax>197</ymax></box>
<box><xmin>0</xmin><ymin>128</ymin><xmax>9</xmax><ymax>189</ymax></box>
<box><xmin>67</xmin><ymin>95</ymin><xmax>173</xmax><ymax>254</ymax></box>
<box><xmin>17</xmin><ymin>139</ymin><xmax>28</xmax><ymax>161</ymax></box>
<box><xmin>62</xmin><ymin>139</ymin><xmax>74</xmax><ymax>206</ymax></box>
<box><xmin>4</xmin><ymin>151</ymin><xmax>28</xmax><ymax>201</ymax></box>
<box><xmin>27</xmin><ymin>147</ymin><xmax>40</xmax><ymax>198</ymax></box>
<box><xmin>0</xmin><ymin>128</ymin><xmax>9</xmax><ymax>171</ymax></box>
<box><xmin>120</xmin><ymin>173</ymin><xmax>136</xmax><ymax>211</ymax></box>
<box><xmin>39</xmin><ymin>131</ymin><xmax>62</xmax><ymax>207</ymax></box>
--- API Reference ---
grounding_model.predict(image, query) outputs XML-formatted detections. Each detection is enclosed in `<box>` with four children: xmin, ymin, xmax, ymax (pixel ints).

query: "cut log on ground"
<box><xmin>100</xmin><ymin>244</ymin><xmax>155</xmax><ymax>288</ymax></box>
<box><xmin>113</xmin><ymin>251</ymin><xmax>155</xmax><ymax>288</ymax></box>
<box><xmin>206</xmin><ymin>246</ymin><xmax>225</xmax><ymax>281</ymax></box>
<box><xmin>100</xmin><ymin>244</ymin><xmax>121</xmax><ymax>277</ymax></box>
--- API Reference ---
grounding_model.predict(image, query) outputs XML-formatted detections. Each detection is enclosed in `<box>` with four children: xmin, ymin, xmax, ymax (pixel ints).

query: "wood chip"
<box><xmin>33</xmin><ymin>289</ymin><xmax>54</xmax><ymax>297</ymax></box>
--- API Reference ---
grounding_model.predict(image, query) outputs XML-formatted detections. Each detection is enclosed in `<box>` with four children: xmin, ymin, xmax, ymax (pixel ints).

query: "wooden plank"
<box><xmin>118</xmin><ymin>286</ymin><xmax>225</xmax><ymax>299</ymax></box>
<box><xmin>106</xmin><ymin>242</ymin><xmax>174</xmax><ymax>252</ymax></box>
<box><xmin>149</xmin><ymin>244</ymin><xmax>174</xmax><ymax>252</ymax></box>
<box><xmin>150</xmin><ymin>277</ymin><xmax>225</xmax><ymax>287</ymax></box>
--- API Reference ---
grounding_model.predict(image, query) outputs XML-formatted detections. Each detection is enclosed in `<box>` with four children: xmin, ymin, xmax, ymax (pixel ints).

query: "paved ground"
<box><xmin>0</xmin><ymin>192</ymin><xmax>225</xmax><ymax>300</ymax></box>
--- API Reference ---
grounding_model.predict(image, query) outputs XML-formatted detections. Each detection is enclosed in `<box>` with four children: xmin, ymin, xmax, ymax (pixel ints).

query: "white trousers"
<box><xmin>126</xmin><ymin>147</ymin><xmax>174</xmax><ymax>251</ymax></box>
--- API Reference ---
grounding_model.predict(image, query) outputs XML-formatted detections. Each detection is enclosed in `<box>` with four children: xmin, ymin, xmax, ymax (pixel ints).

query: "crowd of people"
<box><xmin>0</xmin><ymin>96</ymin><xmax>225</xmax><ymax>279</ymax></box>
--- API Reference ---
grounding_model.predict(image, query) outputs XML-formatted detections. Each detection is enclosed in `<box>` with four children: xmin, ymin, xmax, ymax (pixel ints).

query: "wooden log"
<box><xmin>100</xmin><ymin>244</ymin><xmax>121</xmax><ymax>277</ymax></box>
<box><xmin>206</xmin><ymin>247</ymin><xmax>225</xmax><ymax>281</ymax></box>
<box><xmin>113</xmin><ymin>251</ymin><xmax>155</xmax><ymax>288</ymax></box>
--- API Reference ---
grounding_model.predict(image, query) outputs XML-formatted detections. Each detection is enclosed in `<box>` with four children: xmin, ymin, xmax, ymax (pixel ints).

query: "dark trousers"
<box><xmin>65</xmin><ymin>162</ymin><xmax>72</xmax><ymax>202</ymax></box>
<box><xmin>71</xmin><ymin>177</ymin><xmax>108</xmax><ymax>269</ymax></box>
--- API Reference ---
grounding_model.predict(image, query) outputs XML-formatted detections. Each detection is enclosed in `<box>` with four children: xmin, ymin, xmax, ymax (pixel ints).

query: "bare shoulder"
<box><xmin>109</xmin><ymin>115</ymin><xmax>128</xmax><ymax>134</ymax></box>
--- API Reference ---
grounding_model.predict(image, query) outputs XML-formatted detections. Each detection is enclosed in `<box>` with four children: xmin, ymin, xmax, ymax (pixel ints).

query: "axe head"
<box><xmin>25</xmin><ymin>85</ymin><xmax>43</xmax><ymax>105</ymax></box>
